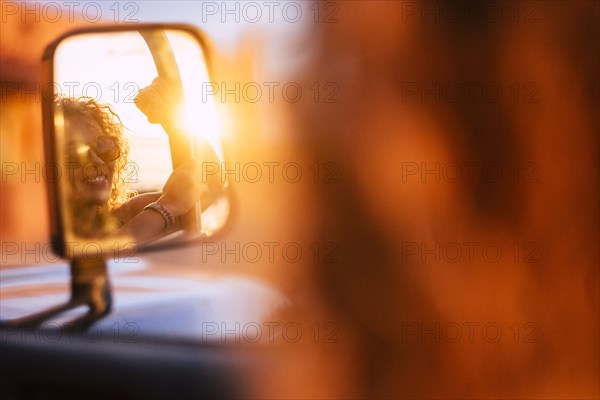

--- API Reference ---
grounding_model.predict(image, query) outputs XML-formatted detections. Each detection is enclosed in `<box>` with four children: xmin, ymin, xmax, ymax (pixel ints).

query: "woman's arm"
<box><xmin>108</xmin><ymin>77</ymin><xmax>222</xmax><ymax>244</ymax></box>
<box><xmin>113</xmin><ymin>192</ymin><xmax>162</xmax><ymax>225</ymax></box>
<box><xmin>135</xmin><ymin>77</ymin><xmax>225</xmax><ymax>208</ymax></box>
<box><xmin>109</xmin><ymin>159</ymin><xmax>207</xmax><ymax>244</ymax></box>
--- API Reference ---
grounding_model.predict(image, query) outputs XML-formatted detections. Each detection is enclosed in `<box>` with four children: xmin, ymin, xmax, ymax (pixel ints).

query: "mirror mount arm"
<box><xmin>69</xmin><ymin>258</ymin><xmax>113</xmax><ymax>317</ymax></box>
<box><xmin>0</xmin><ymin>259</ymin><xmax>112</xmax><ymax>330</ymax></box>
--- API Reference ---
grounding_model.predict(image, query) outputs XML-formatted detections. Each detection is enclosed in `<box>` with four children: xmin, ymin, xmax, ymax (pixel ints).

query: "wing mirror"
<box><xmin>4</xmin><ymin>24</ymin><xmax>232</xmax><ymax>328</ymax></box>
<box><xmin>46</xmin><ymin>24</ymin><xmax>230</xmax><ymax>253</ymax></box>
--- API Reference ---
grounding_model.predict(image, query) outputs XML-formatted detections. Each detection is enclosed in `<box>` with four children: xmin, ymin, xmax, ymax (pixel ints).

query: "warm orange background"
<box><xmin>1</xmin><ymin>1</ymin><xmax>598</xmax><ymax>398</ymax></box>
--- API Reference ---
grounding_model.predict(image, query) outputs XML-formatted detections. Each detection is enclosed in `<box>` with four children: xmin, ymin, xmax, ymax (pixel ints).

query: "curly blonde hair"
<box><xmin>60</xmin><ymin>97</ymin><xmax>131</xmax><ymax>209</ymax></box>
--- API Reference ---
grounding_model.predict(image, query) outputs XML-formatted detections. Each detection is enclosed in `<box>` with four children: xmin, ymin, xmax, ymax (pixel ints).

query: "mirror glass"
<box><xmin>49</xmin><ymin>29</ymin><xmax>229</xmax><ymax>258</ymax></box>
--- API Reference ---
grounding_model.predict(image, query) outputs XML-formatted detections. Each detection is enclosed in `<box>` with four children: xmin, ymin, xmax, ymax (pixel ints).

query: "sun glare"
<box><xmin>167</xmin><ymin>31</ymin><xmax>224</xmax><ymax>161</ymax></box>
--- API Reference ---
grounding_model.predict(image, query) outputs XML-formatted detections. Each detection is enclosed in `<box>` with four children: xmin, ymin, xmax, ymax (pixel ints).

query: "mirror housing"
<box><xmin>41</xmin><ymin>24</ymin><xmax>232</xmax><ymax>260</ymax></box>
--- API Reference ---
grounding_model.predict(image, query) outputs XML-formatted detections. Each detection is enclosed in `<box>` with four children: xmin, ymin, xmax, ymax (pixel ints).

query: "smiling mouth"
<box><xmin>88</xmin><ymin>175</ymin><xmax>106</xmax><ymax>183</ymax></box>
<box><xmin>87</xmin><ymin>175</ymin><xmax>106</xmax><ymax>183</ymax></box>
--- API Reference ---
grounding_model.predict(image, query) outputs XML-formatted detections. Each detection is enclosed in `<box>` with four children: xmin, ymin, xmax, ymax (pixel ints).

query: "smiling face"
<box><xmin>65</xmin><ymin>115</ymin><xmax>117</xmax><ymax>206</ymax></box>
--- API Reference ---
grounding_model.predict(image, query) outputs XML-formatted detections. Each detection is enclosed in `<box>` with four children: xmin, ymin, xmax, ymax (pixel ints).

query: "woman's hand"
<box><xmin>134</xmin><ymin>77</ymin><xmax>181</xmax><ymax>126</ymax></box>
<box><xmin>157</xmin><ymin>159</ymin><xmax>209</xmax><ymax>218</ymax></box>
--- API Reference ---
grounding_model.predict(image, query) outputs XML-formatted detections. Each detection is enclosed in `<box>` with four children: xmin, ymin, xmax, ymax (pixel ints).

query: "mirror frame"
<box><xmin>41</xmin><ymin>23</ymin><xmax>236</xmax><ymax>260</ymax></box>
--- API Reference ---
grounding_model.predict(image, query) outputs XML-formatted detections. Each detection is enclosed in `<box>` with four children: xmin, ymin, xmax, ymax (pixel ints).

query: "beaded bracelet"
<box><xmin>143</xmin><ymin>202</ymin><xmax>176</xmax><ymax>229</ymax></box>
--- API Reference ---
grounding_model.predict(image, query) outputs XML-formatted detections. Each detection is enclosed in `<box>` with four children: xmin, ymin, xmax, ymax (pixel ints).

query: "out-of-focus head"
<box><xmin>268</xmin><ymin>1</ymin><xmax>599</xmax><ymax>398</ymax></box>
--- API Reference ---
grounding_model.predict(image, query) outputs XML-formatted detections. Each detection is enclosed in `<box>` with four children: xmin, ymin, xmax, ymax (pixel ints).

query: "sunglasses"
<box><xmin>66</xmin><ymin>136</ymin><xmax>120</xmax><ymax>164</ymax></box>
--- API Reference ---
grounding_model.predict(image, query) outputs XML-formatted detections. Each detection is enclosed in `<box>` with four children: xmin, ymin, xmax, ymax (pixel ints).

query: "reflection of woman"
<box><xmin>63</xmin><ymin>78</ymin><xmax>218</xmax><ymax>242</ymax></box>
<box><xmin>63</xmin><ymin>97</ymin><xmax>137</xmax><ymax>238</ymax></box>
